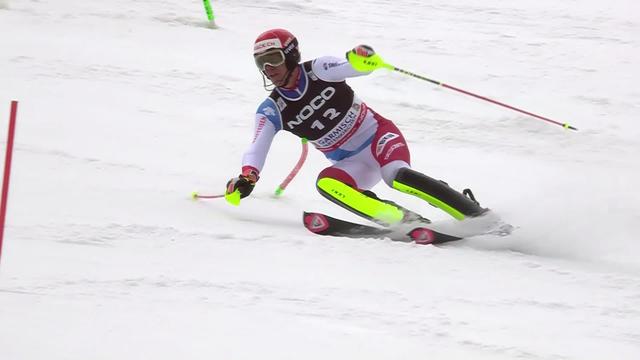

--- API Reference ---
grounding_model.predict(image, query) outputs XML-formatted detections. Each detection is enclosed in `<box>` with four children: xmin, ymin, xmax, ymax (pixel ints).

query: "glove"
<box><xmin>346</xmin><ymin>44</ymin><xmax>375</xmax><ymax>60</ymax></box>
<box><xmin>226</xmin><ymin>168</ymin><xmax>259</xmax><ymax>199</ymax></box>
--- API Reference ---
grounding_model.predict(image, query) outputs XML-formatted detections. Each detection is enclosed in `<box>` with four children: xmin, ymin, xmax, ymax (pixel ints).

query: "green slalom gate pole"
<box><xmin>347</xmin><ymin>50</ymin><xmax>578</xmax><ymax>131</ymax></box>
<box><xmin>202</xmin><ymin>0</ymin><xmax>215</xmax><ymax>22</ymax></box>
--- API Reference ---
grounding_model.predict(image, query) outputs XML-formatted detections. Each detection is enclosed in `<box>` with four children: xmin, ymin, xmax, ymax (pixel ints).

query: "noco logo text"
<box><xmin>287</xmin><ymin>87</ymin><xmax>341</xmax><ymax>130</ymax></box>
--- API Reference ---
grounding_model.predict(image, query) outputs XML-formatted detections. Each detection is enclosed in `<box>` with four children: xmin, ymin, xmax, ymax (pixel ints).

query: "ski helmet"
<box><xmin>253</xmin><ymin>28</ymin><xmax>300</xmax><ymax>71</ymax></box>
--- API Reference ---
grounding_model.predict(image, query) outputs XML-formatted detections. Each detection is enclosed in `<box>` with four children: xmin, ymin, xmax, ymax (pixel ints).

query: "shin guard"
<box><xmin>316</xmin><ymin>177</ymin><xmax>406</xmax><ymax>226</ymax></box>
<box><xmin>392</xmin><ymin>168</ymin><xmax>486</xmax><ymax>220</ymax></box>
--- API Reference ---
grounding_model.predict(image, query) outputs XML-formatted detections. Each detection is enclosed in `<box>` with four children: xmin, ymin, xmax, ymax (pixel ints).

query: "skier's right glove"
<box><xmin>226</xmin><ymin>168</ymin><xmax>259</xmax><ymax>199</ymax></box>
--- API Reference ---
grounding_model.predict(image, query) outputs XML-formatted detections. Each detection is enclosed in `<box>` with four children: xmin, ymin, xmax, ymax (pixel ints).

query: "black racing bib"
<box><xmin>270</xmin><ymin>61</ymin><xmax>355</xmax><ymax>141</ymax></box>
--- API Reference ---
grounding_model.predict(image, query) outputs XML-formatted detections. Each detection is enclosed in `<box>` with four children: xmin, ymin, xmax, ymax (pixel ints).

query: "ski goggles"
<box><xmin>254</xmin><ymin>49</ymin><xmax>285</xmax><ymax>70</ymax></box>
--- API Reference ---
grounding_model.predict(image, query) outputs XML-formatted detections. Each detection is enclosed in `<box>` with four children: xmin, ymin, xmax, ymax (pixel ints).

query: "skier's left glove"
<box><xmin>226</xmin><ymin>168</ymin><xmax>259</xmax><ymax>199</ymax></box>
<box><xmin>346</xmin><ymin>44</ymin><xmax>375</xmax><ymax>60</ymax></box>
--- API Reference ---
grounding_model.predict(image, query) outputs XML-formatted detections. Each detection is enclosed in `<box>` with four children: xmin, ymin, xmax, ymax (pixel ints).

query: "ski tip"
<box><xmin>303</xmin><ymin>212</ymin><xmax>330</xmax><ymax>233</ymax></box>
<box><xmin>408</xmin><ymin>227</ymin><xmax>436</xmax><ymax>245</ymax></box>
<box><xmin>190</xmin><ymin>191</ymin><xmax>199</xmax><ymax>200</ymax></box>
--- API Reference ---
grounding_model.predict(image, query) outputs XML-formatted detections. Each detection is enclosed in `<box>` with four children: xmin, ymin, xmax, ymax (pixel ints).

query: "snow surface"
<box><xmin>1</xmin><ymin>0</ymin><xmax>640</xmax><ymax>359</ymax></box>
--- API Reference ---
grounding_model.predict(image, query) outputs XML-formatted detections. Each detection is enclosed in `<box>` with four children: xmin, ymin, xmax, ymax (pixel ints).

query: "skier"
<box><xmin>226</xmin><ymin>28</ymin><xmax>487</xmax><ymax>228</ymax></box>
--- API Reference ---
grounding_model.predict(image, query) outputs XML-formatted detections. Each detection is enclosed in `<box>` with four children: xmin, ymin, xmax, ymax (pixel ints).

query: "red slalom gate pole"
<box><xmin>0</xmin><ymin>101</ymin><xmax>18</xmax><ymax>263</ymax></box>
<box><xmin>274</xmin><ymin>138</ymin><xmax>308</xmax><ymax>196</ymax></box>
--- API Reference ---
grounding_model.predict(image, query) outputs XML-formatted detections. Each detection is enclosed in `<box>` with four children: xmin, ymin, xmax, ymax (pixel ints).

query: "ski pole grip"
<box><xmin>347</xmin><ymin>51</ymin><xmax>394</xmax><ymax>72</ymax></box>
<box><xmin>225</xmin><ymin>190</ymin><xmax>241</xmax><ymax>206</ymax></box>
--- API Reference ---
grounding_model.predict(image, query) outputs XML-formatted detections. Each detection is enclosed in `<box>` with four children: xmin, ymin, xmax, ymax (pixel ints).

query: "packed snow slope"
<box><xmin>1</xmin><ymin>0</ymin><xmax>639</xmax><ymax>359</ymax></box>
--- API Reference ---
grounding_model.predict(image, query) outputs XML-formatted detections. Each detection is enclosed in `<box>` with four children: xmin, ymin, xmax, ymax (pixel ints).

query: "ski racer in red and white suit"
<box><xmin>226</xmin><ymin>29</ymin><xmax>486</xmax><ymax>225</ymax></box>
<box><xmin>243</xmin><ymin>55</ymin><xmax>412</xmax><ymax>191</ymax></box>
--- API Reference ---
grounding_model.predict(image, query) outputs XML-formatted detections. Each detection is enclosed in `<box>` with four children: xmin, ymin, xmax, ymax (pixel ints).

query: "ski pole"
<box><xmin>191</xmin><ymin>189</ymin><xmax>241</xmax><ymax>204</ymax></box>
<box><xmin>192</xmin><ymin>138</ymin><xmax>309</xmax><ymax>203</ymax></box>
<box><xmin>191</xmin><ymin>193</ymin><xmax>225</xmax><ymax>199</ymax></box>
<box><xmin>347</xmin><ymin>50</ymin><xmax>578</xmax><ymax>131</ymax></box>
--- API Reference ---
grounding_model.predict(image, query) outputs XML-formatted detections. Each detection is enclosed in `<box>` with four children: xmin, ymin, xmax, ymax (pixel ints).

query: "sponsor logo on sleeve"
<box><xmin>252</xmin><ymin>116</ymin><xmax>267</xmax><ymax>143</ymax></box>
<box><xmin>323</xmin><ymin>62</ymin><xmax>342</xmax><ymax>71</ymax></box>
<box><xmin>375</xmin><ymin>132</ymin><xmax>399</xmax><ymax>156</ymax></box>
<box><xmin>384</xmin><ymin>143</ymin><xmax>406</xmax><ymax>160</ymax></box>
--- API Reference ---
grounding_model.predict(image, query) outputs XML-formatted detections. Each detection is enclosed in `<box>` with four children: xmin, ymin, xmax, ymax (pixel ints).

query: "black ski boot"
<box><xmin>392</xmin><ymin>168</ymin><xmax>488</xmax><ymax>220</ymax></box>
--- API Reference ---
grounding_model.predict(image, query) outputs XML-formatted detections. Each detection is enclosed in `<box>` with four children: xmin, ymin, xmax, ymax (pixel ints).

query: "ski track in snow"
<box><xmin>1</xmin><ymin>0</ymin><xmax>640</xmax><ymax>359</ymax></box>
<box><xmin>3</xmin><ymin>223</ymin><xmax>640</xmax><ymax>359</ymax></box>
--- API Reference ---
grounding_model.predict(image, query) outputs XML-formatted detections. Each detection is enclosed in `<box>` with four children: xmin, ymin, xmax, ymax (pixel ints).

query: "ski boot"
<box><xmin>392</xmin><ymin>168</ymin><xmax>488</xmax><ymax>220</ymax></box>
